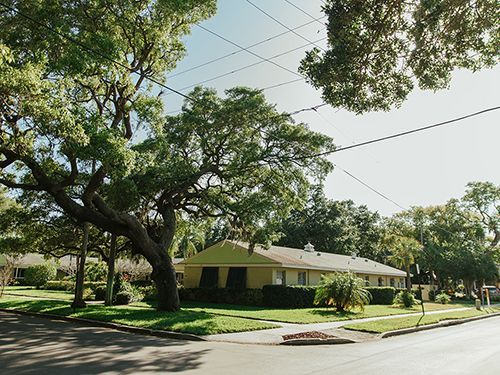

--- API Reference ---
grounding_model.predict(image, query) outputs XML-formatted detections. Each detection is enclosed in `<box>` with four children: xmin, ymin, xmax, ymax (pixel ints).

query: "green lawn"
<box><xmin>133</xmin><ymin>300</ymin><xmax>472</xmax><ymax>324</ymax></box>
<box><xmin>0</xmin><ymin>296</ymin><xmax>278</xmax><ymax>335</ymax></box>
<box><xmin>343</xmin><ymin>308</ymin><xmax>500</xmax><ymax>333</ymax></box>
<box><xmin>2</xmin><ymin>286</ymin><xmax>75</xmax><ymax>301</ymax></box>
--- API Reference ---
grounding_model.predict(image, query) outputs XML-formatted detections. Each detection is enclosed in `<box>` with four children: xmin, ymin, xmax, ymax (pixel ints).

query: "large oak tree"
<box><xmin>0</xmin><ymin>1</ymin><xmax>334</xmax><ymax>311</ymax></box>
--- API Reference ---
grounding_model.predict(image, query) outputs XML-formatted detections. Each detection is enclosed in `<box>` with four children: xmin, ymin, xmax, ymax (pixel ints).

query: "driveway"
<box><xmin>1</xmin><ymin>311</ymin><xmax>499</xmax><ymax>374</ymax></box>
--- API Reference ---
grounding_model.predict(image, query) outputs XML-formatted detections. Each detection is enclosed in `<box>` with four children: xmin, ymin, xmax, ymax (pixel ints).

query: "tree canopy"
<box><xmin>300</xmin><ymin>0</ymin><xmax>499</xmax><ymax>113</ymax></box>
<box><xmin>0</xmin><ymin>0</ymin><xmax>335</xmax><ymax>310</ymax></box>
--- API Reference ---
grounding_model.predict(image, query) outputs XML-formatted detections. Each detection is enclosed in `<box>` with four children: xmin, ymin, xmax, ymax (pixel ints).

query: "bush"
<box><xmin>112</xmin><ymin>274</ymin><xmax>143</xmax><ymax>305</ymax></box>
<box><xmin>24</xmin><ymin>263</ymin><xmax>57</xmax><ymax>288</ymax></box>
<box><xmin>85</xmin><ymin>262</ymin><xmax>108</xmax><ymax>282</ymax></box>
<box><xmin>365</xmin><ymin>287</ymin><xmax>396</xmax><ymax>305</ymax></box>
<box><xmin>94</xmin><ymin>286</ymin><xmax>107</xmax><ymax>301</ymax></box>
<box><xmin>83</xmin><ymin>287</ymin><xmax>94</xmax><ymax>301</ymax></box>
<box><xmin>42</xmin><ymin>280</ymin><xmax>106</xmax><ymax>293</ymax></box>
<box><xmin>261</xmin><ymin>285</ymin><xmax>316</xmax><ymax>308</ymax></box>
<box><xmin>180</xmin><ymin>288</ymin><xmax>264</xmax><ymax>306</ymax></box>
<box><xmin>394</xmin><ymin>290</ymin><xmax>417</xmax><ymax>308</ymax></box>
<box><xmin>435</xmin><ymin>292</ymin><xmax>451</xmax><ymax>304</ymax></box>
<box><xmin>314</xmin><ymin>272</ymin><xmax>371</xmax><ymax>312</ymax></box>
<box><xmin>137</xmin><ymin>285</ymin><xmax>157</xmax><ymax>301</ymax></box>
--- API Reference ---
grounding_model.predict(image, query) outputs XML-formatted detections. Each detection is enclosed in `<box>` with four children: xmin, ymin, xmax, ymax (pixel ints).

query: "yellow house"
<box><xmin>183</xmin><ymin>240</ymin><xmax>407</xmax><ymax>289</ymax></box>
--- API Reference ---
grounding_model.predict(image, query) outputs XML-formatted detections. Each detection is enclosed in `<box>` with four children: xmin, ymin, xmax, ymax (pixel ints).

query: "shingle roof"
<box><xmin>230</xmin><ymin>241</ymin><xmax>406</xmax><ymax>277</ymax></box>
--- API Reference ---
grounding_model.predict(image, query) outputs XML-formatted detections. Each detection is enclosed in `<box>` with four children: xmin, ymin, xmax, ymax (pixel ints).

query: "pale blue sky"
<box><xmin>164</xmin><ymin>0</ymin><xmax>500</xmax><ymax>217</ymax></box>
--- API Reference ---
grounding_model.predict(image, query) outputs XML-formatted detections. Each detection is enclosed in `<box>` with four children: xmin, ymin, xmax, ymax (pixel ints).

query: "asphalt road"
<box><xmin>0</xmin><ymin>311</ymin><xmax>499</xmax><ymax>375</ymax></box>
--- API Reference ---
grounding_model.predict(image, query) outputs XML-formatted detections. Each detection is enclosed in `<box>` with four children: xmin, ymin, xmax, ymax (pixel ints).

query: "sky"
<box><xmin>163</xmin><ymin>0</ymin><xmax>500</xmax><ymax>217</ymax></box>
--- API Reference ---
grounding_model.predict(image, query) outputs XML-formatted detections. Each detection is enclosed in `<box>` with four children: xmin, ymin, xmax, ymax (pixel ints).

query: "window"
<box><xmin>378</xmin><ymin>277</ymin><xmax>384</xmax><ymax>286</ymax></box>
<box><xmin>199</xmin><ymin>267</ymin><xmax>219</xmax><ymax>288</ymax></box>
<box><xmin>14</xmin><ymin>268</ymin><xmax>25</xmax><ymax>279</ymax></box>
<box><xmin>390</xmin><ymin>278</ymin><xmax>395</xmax><ymax>287</ymax></box>
<box><xmin>364</xmin><ymin>276</ymin><xmax>370</xmax><ymax>286</ymax></box>
<box><xmin>175</xmin><ymin>272</ymin><xmax>184</xmax><ymax>285</ymax></box>
<box><xmin>297</xmin><ymin>271</ymin><xmax>307</xmax><ymax>285</ymax></box>
<box><xmin>226</xmin><ymin>267</ymin><xmax>247</xmax><ymax>289</ymax></box>
<box><xmin>400</xmin><ymin>278</ymin><xmax>405</xmax><ymax>288</ymax></box>
<box><xmin>276</xmin><ymin>270</ymin><xmax>286</xmax><ymax>285</ymax></box>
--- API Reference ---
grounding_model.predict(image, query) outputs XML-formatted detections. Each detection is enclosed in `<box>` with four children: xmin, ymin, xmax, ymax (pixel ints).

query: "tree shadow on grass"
<box><xmin>309</xmin><ymin>308</ymin><xmax>360</xmax><ymax>320</ymax></box>
<box><xmin>0</xmin><ymin>299</ymin><xmax>226</xmax><ymax>335</ymax></box>
<box><xmin>0</xmin><ymin>311</ymin><xmax>210</xmax><ymax>374</ymax></box>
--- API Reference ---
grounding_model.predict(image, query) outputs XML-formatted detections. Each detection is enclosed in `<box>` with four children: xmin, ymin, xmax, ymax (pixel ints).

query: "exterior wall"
<box><xmin>218</xmin><ymin>267</ymin><xmax>229</xmax><ymax>288</ymax></box>
<box><xmin>308</xmin><ymin>270</ymin><xmax>323</xmax><ymax>285</ymax></box>
<box><xmin>183</xmin><ymin>266</ymin><xmax>203</xmax><ymax>288</ymax></box>
<box><xmin>247</xmin><ymin>268</ymin><xmax>273</xmax><ymax>288</ymax></box>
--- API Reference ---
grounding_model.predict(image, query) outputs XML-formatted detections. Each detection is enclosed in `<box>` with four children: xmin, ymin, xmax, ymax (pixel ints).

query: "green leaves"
<box><xmin>300</xmin><ymin>0</ymin><xmax>499</xmax><ymax>113</ymax></box>
<box><xmin>314</xmin><ymin>272</ymin><xmax>371</xmax><ymax>311</ymax></box>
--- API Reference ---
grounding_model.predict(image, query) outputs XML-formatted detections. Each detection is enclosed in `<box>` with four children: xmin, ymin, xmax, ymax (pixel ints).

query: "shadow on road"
<box><xmin>0</xmin><ymin>312</ymin><xmax>210</xmax><ymax>374</ymax></box>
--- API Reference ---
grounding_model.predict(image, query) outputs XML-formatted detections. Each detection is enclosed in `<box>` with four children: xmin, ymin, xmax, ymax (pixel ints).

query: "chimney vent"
<box><xmin>304</xmin><ymin>242</ymin><xmax>315</xmax><ymax>252</ymax></box>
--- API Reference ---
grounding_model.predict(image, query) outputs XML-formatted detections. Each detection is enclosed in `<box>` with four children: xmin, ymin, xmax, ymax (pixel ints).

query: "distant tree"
<box><xmin>462</xmin><ymin>181</ymin><xmax>500</xmax><ymax>250</ymax></box>
<box><xmin>300</xmin><ymin>0</ymin><xmax>499</xmax><ymax>112</ymax></box>
<box><xmin>386</xmin><ymin>235</ymin><xmax>421</xmax><ymax>292</ymax></box>
<box><xmin>277</xmin><ymin>187</ymin><xmax>384</xmax><ymax>261</ymax></box>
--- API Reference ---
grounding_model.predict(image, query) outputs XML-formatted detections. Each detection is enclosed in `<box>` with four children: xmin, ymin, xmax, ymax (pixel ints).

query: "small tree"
<box><xmin>314</xmin><ymin>272</ymin><xmax>371</xmax><ymax>312</ymax></box>
<box><xmin>0</xmin><ymin>255</ymin><xmax>20</xmax><ymax>297</ymax></box>
<box><xmin>387</xmin><ymin>235</ymin><xmax>422</xmax><ymax>292</ymax></box>
<box><xmin>24</xmin><ymin>263</ymin><xmax>57</xmax><ymax>288</ymax></box>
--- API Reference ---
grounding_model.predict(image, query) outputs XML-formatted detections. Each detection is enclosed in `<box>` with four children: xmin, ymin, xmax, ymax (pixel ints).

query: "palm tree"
<box><xmin>388</xmin><ymin>235</ymin><xmax>422</xmax><ymax>292</ymax></box>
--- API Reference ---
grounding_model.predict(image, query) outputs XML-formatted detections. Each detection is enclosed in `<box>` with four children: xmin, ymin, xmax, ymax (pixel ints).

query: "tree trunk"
<box><xmin>72</xmin><ymin>223</ymin><xmax>89</xmax><ymax>308</ymax></box>
<box><xmin>151</xmin><ymin>256</ymin><xmax>180</xmax><ymax>312</ymax></box>
<box><xmin>105</xmin><ymin>233</ymin><xmax>117</xmax><ymax>306</ymax></box>
<box><xmin>406</xmin><ymin>265</ymin><xmax>411</xmax><ymax>292</ymax></box>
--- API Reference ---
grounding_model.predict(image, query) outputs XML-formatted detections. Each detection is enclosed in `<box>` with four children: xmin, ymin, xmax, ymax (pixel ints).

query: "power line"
<box><xmin>283</xmin><ymin>0</ymin><xmax>325</xmax><ymax>27</ymax></box>
<box><xmin>307</xmin><ymin>106</ymin><xmax>500</xmax><ymax>158</ymax></box>
<box><xmin>260</xmin><ymin>77</ymin><xmax>304</xmax><ymax>91</ymax></box>
<box><xmin>246</xmin><ymin>0</ymin><xmax>326</xmax><ymax>52</ymax></box>
<box><xmin>168</xmin><ymin>16</ymin><xmax>326</xmax><ymax>79</ymax></box>
<box><xmin>196</xmin><ymin>24</ymin><xmax>303</xmax><ymax>79</ymax></box>
<box><xmin>167</xmin><ymin>37</ymin><xmax>326</xmax><ymax>95</ymax></box>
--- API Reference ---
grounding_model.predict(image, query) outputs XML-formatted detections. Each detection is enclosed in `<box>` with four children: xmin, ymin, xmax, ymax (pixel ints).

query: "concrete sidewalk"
<box><xmin>205</xmin><ymin>306</ymin><xmax>473</xmax><ymax>344</ymax></box>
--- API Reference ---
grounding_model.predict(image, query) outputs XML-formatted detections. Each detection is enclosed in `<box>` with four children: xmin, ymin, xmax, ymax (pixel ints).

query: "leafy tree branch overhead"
<box><xmin>300</xmin><ymin>0</ymin><xmax>499</xmax><ymax>113</ymax></box>
<box><xmin>0</xmin><ymin>1</ymin><xmax>335</xmax><ymax>311</ymax></box>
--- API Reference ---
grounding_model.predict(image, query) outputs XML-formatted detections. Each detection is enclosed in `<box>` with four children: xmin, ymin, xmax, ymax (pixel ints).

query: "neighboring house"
<box><xmin>183</xmin><ymin>240</ymin><xmax>407</xmax><ymax>289</ymax></box>
<box><xmin>0</xmin><ymin>254</ymin><xmax>185</xmax><ymax>284</ymax></box>
<box><xmin>0</xmin><ymin>253</ymin><xmax>98</xmax><ymax>280</ymax></box>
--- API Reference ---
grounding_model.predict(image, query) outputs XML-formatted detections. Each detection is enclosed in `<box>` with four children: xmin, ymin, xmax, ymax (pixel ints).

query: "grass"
<box><xmin>343</xmin><ymin>307</ymin><xmax>500</xmax><ymax>333</ymax></box>
<box><xmin>133</xmin><ymin>300</ymin><xmax>472</xmax><ymax>324</ymax></box>
<box><xmin>2</xmin><ymin>286</ymin><xmax>74</xmax><ymax>301</ymax></box>
<box><xmin>0</xmin><ymin>296</ymin><xmax>279</xmax><ymax>335</ymax></box>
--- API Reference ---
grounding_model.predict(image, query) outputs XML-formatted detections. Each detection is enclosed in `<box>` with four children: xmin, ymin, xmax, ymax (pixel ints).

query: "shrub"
<box><xmin>112</xmin><ymin>275</ymin><xmax>143</xmax><ymax>305</ymax></box>
<box><xmin>84</xmin><ymin>262</ymin><xmax>108</xmax><ymax>282</ymax></box>
<box><xmin>365</xmin><ymin>287</ymin><xmax>396</xmax><ymax>305</ymax></box>
<box><xmin>435</xmin><ymin>292</ymin><xmax>451</xmax><ymax>304</ymax></box>
<box><xmin>137</xmin><ymin>285</ymin><xmax>157</xmax><ymax>301</ymax></box>
<box><xmin>180</xmin><ymin>288</ymin><xmax>264</xmax><ymax>306</ymax></box>
<box><xmin>82</xmin><ymin>287</ymin><xmax>94</xmax><ymax>301</ymax></box>
<box><xmin>24</xmin><ymin>263</ymin><xmax>57</xmax><ymax>288</ymax></box>
<box><xmin>42</xmin><ymin>280</ymin><xmax>106</xmax><ymax>292</ymax></box>
<box><xmin>94</xmin><ymin>286</ymin><xmax>107</xmax><ymax>301</ymax></box>
<box><xmin>262</xmin><ymin>285</ymin><xmax>316</xmax><ymax>308</ymax></box>
<box><xmin>314</xmin><ymin>272</ymin><xmax>371</xmax><ymax>312</ymax></box>
<box><xmin>394</xmin><ymin>290</ymin><xmax>417</xmax><ymax>308</ymax></box>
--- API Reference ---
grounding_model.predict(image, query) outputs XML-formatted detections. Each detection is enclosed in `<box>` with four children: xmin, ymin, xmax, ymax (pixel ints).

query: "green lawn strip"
<box><xmin>3</xmin><ymin>286</ymin><xmax>74</xmax><ymax>301</ymax></box>
<box><xmin>141</xmin><ymin>301</ymin><xmax>469</xmax><ymax>324</ymax></box>
<box><xmin>343</xmin><ymin>308</ymin><xmax>500</xmax><ymax>333</ymax></box>
<box><xmin>0</xmin><ymin>296</ymin><xmax>278</xmax><ymax>335</ymax></box>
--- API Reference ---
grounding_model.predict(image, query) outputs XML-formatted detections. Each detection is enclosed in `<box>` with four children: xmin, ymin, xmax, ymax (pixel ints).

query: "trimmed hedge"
<box><xmin>179</xmin><ymin>288</ymin><xmax>263</xmax><ymax>306</ymax></box>
<box><xmin>365</xmin><ymin>287</ymin><xmax>395</xmax><ymax>305</ymax></box>
<box><xmin>262</xmin><ymin>285</ymin><xmax>317</xmax><ymax>308</ymax></box>
<box><xmin>43</xmin><ymin>280</ymin><xmax>106</xmax><ymax>292</ymax></box>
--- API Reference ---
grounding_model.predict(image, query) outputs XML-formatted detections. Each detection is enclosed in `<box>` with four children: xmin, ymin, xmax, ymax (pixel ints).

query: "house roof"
<box><xmin>224</xmin><ymin>241</ymin><xmax>407</xmax><ymax>277</ymax></box>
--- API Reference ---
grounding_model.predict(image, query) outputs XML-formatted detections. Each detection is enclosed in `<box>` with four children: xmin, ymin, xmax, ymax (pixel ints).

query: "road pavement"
<box><xmin>0</xmin><ymin>311</ymin><xmax>498</xmax><ymax>375</ymax></box>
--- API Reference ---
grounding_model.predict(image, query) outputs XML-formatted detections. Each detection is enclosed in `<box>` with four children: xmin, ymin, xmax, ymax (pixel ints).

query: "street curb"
<box><xmin>379</xmin><ymin>311</ymin><xmax>500</xmax><ymax>338</ymax></box>
<box><xmin>280</xmin><ymin>337</ymin><xmax>355</xmax><ymax>346</ymax></box>
<box><xmin>0</xmin><ymin>308</ymin><xmax>206</xmax><ymax>342</ymax></box>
